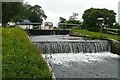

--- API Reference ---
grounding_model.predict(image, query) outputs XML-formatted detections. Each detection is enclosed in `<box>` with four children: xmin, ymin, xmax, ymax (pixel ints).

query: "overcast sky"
<box><xmin>24</xmin><ymin>0</ymin><xmax>120</xmax><ymax>26</ymax></box>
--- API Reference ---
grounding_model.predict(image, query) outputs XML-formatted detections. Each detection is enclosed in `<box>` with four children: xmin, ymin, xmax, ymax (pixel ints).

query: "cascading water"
<box><xmin>35</xmin><ymin>40</ymin><xmax>111</xmax><ymax>54</ymax></box>
<box><xmin>31</xmin><ymin>35</ymin><xmax>118</xmax><ymax>78</ymax></box>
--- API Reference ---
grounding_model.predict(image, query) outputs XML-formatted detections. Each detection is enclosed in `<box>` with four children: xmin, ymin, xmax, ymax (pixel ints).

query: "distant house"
<box><xmin>17</xmin><ymin>19</ymin><xmax>33</xmax><ymax>29</ymax></box>
<box><xmin>19</xmin><ymin>19</ymin><xmax>32</xmax><ymax>24</ymax></box>
<box><xmin>41</xmin><ymin>22</ymin><xmax>53</xmax><ymax>30</ymax></box>
<box><xmin>17</xmin><ymin>19</ymin><xmax>41</xmax><ymax>29</ymax></box>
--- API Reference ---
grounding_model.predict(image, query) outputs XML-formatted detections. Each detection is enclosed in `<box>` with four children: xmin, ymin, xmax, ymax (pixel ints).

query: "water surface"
<box><xmin>30</xmin><ymin>35</ymin><xmax>119</xmax><ymax>78</ymax></box>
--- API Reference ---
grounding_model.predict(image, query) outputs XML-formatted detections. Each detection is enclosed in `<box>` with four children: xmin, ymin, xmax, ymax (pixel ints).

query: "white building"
<box><xmin>17</xmin><ymin>19</ymin><xmax>41</xmax><ymax>29</ymax></box>
<box><xmin>17</xmin><ymin>19</ymin><xmax>33</xmax><ymax>29</ymax></box>
<box><xmin>41</xmin><ymin>22</ymin><xmax>53</xmax><ymax>30</ymax></box>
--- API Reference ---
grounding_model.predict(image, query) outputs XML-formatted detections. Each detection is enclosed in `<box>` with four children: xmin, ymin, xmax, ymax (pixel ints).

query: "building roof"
<box><xmin>17</xmin><ymin>19</ymin><xmax>42</xmax><ymax>25</ymax></box>
<box><xmin>18</xmin><ymin>19</ymin><xmax>32</xmax><ymax>25</ymax></box>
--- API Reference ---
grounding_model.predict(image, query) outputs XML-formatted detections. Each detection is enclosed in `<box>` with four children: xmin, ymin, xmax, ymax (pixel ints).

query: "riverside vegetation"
<box><xmin>2</xmin><ymin>28</ymin><xmax>52</xmax><ymax>79</ymax></box>
<box><xmin>72</xmin><ymin>29</ymin><xmax>120</xmax><ymax>41</ymax></box>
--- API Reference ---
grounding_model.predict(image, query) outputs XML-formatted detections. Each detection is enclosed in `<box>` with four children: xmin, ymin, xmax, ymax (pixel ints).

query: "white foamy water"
<box><xmin>43</xmin><ymin>52</ymin><xmax>119</xmax><ymax>67</ymax></box>
<box><xmin>31</xmin><ymin>35</ymin><xmax>119</xmax><ymax>78</ymax></box>
<box><xmin>43</xmin><ymin>52</ymin><xmax>119</xmax><ymax>78</ymax></box>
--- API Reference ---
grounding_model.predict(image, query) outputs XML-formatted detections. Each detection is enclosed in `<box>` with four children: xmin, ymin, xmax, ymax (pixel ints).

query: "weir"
<box><xmin>31</xmin><ymin>35</ymin><xmax>118</xmax><ymax>78</ymax></box>
<box><xmin>27</xmin><ymin>29</ymin><xmax>70</xmax><ymax>35</ymax></box>
<box><xmin>35</xmin><ymin>40</ymin><xmax>111</xmax><ymax>54</ymax></box>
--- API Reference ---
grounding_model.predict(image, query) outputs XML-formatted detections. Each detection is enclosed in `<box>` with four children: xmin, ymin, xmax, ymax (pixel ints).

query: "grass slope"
<box><xmin>73</xmin><ymin>29</ymin><xmax>120</xmax><ymax>41</ymax></box>
<box><xmin>2</xmin><ymin>28</ymin><xmax>52</xmax><ymax>79</ymax></box>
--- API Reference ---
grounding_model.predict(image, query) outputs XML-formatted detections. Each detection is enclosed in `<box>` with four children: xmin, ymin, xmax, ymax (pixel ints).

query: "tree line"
<box><xmin>2</xmin><ymin>2</ymin><xmax>119</xmax><ymax>31</ymax></box>
<box><xmin>59</xmin><ymin>8</ymin><xmax>118</xmax><ymax>31</ymax></box>
<box><xmin>58</xmin><ymin>13</ymin><xmax>81</xmax><ymax>29</ymax></box>
<box><xmin>2</xmin><ymin>2</ymin><xmax>47</xmax><ymax>26</ymax></box>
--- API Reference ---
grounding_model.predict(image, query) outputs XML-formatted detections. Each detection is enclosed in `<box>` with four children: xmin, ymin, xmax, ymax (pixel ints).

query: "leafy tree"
<box><xmin>82</xmin><ymin>8</ymin><xmax>116</xmax><ymax>31</ymax></box>
<box><xmin>2</xmin><ymin>2</ymin><xmax>47</xmax><ymax>26</ymax></box>
<box><xmin>2</xmin><ymin>2</ymin><xmax>24</xmax><ymax>26</ymax></box>
<box><xmin>59</xmin><ymin>17</ymin><xmax>67</xmax><ymax>23</ymax></box>
<box><xmin>67</xmin><ymin>20</ymin><xmax>81</xmax><ymax>24</ymax></box>
<box><xmin>20</xmin><ymin>3</ymin><xmax>31</xmax><ymax>19</ymax></box>
<box><xmin>16</xmin><ymin>4</ymin><xmax>47</xmax><ymax>23</ymax></box>
<box><xmin>58</xmin><ymin>15</ymin><xmax>81</xmax><ymax>29</ymax></box>
<box><xmin>113</xmin><ymin>22</ymin><xmax>119</xmax><ymax>28</ymax></box>
<box><xmin>67</xmin><ymin>13</ymin><xmax>81</xmax><ymax>25</ymax></box>
<box><xmin>30</xmin><ymin>5</ymin><xmax>47</xmax><ymax>23</ymax></box>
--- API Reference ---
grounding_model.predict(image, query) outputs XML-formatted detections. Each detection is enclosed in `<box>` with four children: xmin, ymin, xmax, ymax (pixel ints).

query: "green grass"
<box><xmin>2</xmin><ymin>28</ymin><xmax>52</xmax><ymax>79</ymax></box>
<box><xmin>72</xmin><ymin>29</ymin><xmax>120</xmax><ymax>41</ymax></box>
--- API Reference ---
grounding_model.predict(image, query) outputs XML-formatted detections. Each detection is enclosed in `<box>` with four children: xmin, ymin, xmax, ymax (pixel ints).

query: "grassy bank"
<box><xmin>2</xmin><ymin>28</ymin><xmax>52</xmax><ymax>79</ymax></box>
<box><xmin>72</xmin><ymin>29</ymin><xmax>120</xmax><ymax>41</ymax></box>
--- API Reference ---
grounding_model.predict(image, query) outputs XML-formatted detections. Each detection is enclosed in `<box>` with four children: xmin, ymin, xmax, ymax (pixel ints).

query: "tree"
<box><xmin>82</xmin><ymin>8</ymin><xmax>116</xmax><ymax>31</ymax></box>
<box><xmin>67</xmin><ymin>13</ymin><xmax>81</xmax><ymax>27</ymax></box>
<box><xmin>20</xmin><ymin>3</ymin><xmax>32</xmax><ymax>19</ymax></box>
<box><xmin>2</xmin><ymin>2</ymin><xmax>47</xmax><ymax>26</ymax></box>
<box><xmin>113</xmin><ymin>22</ymin><xmax>119</xmax><ymax>28</ymax></box>
<box><xmin>2</xmin><ymin>2</ymin><xmax>24</xmax><ymax>26</ymax></box>
<box><xmin>59</xmin><ymin>17</ymin><xmax>67</xmax><ymax>23</ymax></box>
<box><xmin>25</xmin><ymin>5</ymin><xmax>47</xmax><ymax>23</ymax></box>
<box><xmin>58</xmin><ymin>15</ymin><xmax>81</xmax><ymax>29</ymax></box>
<box><xmin>67</xmin><ymin>20</ymin><xmax>81</xmax><ymax>24</ymax></box>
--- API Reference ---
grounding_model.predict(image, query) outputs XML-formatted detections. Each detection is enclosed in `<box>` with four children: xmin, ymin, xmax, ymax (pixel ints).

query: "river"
<box><xmin>30</xmin><ymin>35</ymin><xmax>119</xmax><ymax>79</ymax></box>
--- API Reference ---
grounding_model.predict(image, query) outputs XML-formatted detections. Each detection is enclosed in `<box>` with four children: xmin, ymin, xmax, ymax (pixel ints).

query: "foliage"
<box><xmin>113</xmin><ymin>22</ymin><xmax>120</xmax><ymax>28</ymax></box>
<box><xmin>24</xmin><ymin>4</ymin><xmax>47</xmax><ymax>23</ymax></box>
<box><xmin>59</xmin><ymin>17</ymin><xmax>67</xmax><ymax>23</ymax></box>
<box><xmin>72</xmin><ymin>29</ymin><xmax>120</xmax><ymax>41</ymax></box>
<box><xmin>2</xmin><ymin>28</ymin><xmax>52</xmax><ymax>79</ymax></box>
<box><xmin>67</xmin><ymin>20</ymin><xmax>81</xmax><ymax>24</ymax></box>
<box><xmin>67</xmin><ymin>13</ymin><xmax>81</xmax><ymax>24</ymax></box>
<box><xmin>58</xmin><ymin>15</ymin><xmax>81</xmax><ymax>29</ymax></box>
<box><xmin>2</xmin><ymin>2</ymin><xmax>47</xmax><ymax>26</ymax></box>
<box><xmin>2</xmin><ymin>2</ymin><xmax>24</xmax><ymax>26</ymax></box>
<box><xmin>82</xmin><ymin>8</ymin><xmax>116</xmax><ymax>31</ymax></box>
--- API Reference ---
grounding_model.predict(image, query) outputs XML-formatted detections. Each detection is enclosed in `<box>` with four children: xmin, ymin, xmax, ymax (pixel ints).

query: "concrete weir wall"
<box><xmin>69</xmin><ymin>31</ymin><xmax>120</xmax><ymax>55</ymax></box>
<box><xmin>110</xmin><ymin>39</ymin><xmax>120</xmax><ymax>55</ymax></box>
<box><xmin>27</xmin><ymin>29</ymin><xmax>70</xmax><ymax>35</ymax></box>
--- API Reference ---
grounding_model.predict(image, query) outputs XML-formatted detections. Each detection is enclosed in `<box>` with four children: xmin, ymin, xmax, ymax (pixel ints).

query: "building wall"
<box><xmin>111</xmin><ymin>40</ymin><xmax>120</xmax><ymax>55</ymax></box>
<box><xmin>19</xmin><ymin>25</ymin><xmax>33</xmax><ymax>29</ymax></box>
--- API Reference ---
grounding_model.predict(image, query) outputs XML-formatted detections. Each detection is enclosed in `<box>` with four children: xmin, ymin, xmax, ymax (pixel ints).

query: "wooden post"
<box><xmin>29</xmin><ymin>25</ymin><xmax>30</xmax><ymax>29</ymax></box>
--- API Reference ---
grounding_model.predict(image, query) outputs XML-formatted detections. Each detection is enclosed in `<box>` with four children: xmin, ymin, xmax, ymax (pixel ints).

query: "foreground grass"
<box><xmin>2</xmin><ymin>28</ymin><xmax>52</xmax><ymax>79</ymax></box>
<box><xmin>72</xmin><ymin>29</ymin><xmax>120</xmax><ymax>41</ymax></box>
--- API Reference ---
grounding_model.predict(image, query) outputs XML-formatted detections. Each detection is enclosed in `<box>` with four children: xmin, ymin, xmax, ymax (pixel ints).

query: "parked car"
<box><xmin>7</xmin><ymin>22</ymin><xmax>16</xmax><ymax>27</ymax></box>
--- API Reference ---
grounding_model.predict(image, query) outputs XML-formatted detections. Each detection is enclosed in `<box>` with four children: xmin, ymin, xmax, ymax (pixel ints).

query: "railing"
<box><xmin>102</xmin><ymin>28</ymin><xmax>120</xmax><ymax>35</ymax></box>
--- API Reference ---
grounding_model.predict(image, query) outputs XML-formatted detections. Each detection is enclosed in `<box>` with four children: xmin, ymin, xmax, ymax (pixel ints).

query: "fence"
<box><xmin>102</xmin><ymin>28</ymin><xmax>120</xmax><ymax>35</ymax></box>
